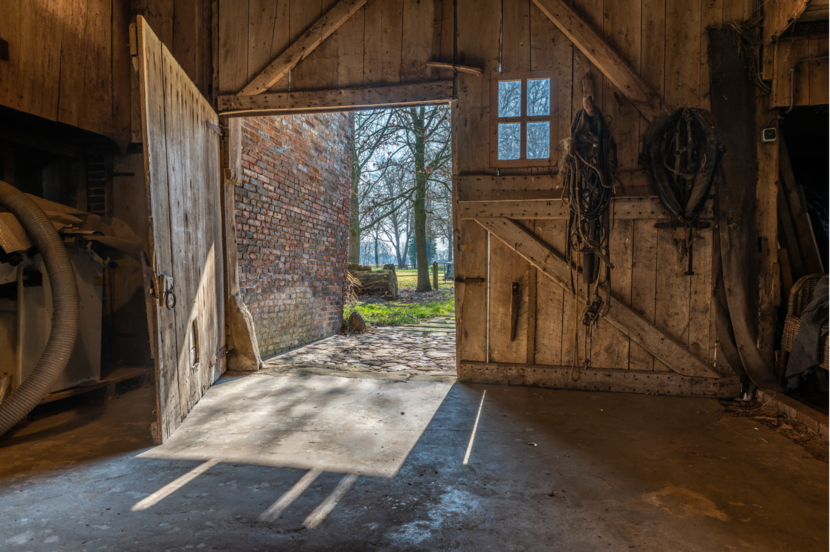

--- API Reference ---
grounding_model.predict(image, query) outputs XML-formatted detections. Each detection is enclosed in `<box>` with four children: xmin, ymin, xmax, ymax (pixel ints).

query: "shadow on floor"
<box><xmin>0</xmin><ymin>374</ymin><xmax>827</xmax><ymax>551</ymax></box>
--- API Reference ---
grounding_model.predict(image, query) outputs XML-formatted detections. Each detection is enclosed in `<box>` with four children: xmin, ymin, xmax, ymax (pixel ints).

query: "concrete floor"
<box><xmin>0</xmin><ymin>373</ymin><xmax>827</xmax><ymax>551</ymax></box>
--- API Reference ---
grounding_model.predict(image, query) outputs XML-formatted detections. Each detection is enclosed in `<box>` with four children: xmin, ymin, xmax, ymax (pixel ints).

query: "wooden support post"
<box><xmin>432</xmin><ymin>261</ymin><xmax>438</xmax><ymax>290</ymax></box>
<box><xmin>756</xmin><ymin>96</ymin><xmax>780</xmax><ymax>363</ymax></box>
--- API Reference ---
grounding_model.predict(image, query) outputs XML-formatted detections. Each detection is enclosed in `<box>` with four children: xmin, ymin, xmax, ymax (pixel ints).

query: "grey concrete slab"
<box><xmin>0</xmin><ymin>375</ymin><xmax>826</xmax><ymax>551</ymax></box>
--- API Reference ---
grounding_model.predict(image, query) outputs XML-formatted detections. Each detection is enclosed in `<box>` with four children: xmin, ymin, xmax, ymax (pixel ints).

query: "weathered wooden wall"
<box><xmin>451</xmin><ymin>0</ymin><xmax>754</xmax><ymax>392</ymax></box>
<box><xmin>212</xmin><ymin>0</ymin><xmax>762</xmax><ymax>395</ymax></box>
<box><xmin>0</xmin><ymin>0</ymin><xmax>213</xmax><ymax>147</ymax></box>
<box><xmin>217</xmin><ymin>0</ymin><xmax>450</xmax><ymax>95</ymax></box>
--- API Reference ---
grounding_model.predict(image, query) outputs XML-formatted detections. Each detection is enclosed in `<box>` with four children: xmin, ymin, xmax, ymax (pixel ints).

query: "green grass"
<box><xmin>348</xmin><ymin>267</ymin><xmax>455</xmax><ymax>326</ymax></box>
<box><xmin>348</xmin><ymin>298</ymin><xmax>455</xmax><ymax>326</ymax></box>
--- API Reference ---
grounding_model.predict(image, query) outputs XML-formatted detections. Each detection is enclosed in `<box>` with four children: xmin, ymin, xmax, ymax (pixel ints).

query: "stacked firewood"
<box><xmin>348</xmin><ymin>264</ymin><xmax>398</xmax><ymax>300</ymax></box>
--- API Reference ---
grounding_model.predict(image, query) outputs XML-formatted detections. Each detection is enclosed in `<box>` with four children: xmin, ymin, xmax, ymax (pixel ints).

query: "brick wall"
<box><xmin>236</xmin><ymin>113</ymin><xmax>352</xmax><ymax>357</ymax></box>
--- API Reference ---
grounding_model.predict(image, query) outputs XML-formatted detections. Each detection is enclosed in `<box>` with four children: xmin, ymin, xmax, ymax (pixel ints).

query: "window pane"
<box><xmin>526</xmin><ymin>122</ymin><xmax>550</xmax><ymax>159</ymax></box>
<box><xmin>498</xmin><ymin>81</ymin><xmax>521</xmax><ymax>117</ymax></box>
<box><xmin>527</xmin><ymin>79</ymin><xmax>550</xmax><ymax>116</ymax></box>
<box><xmin>498</xmin><ymin>123</ymin><xmax>521</xmax><ymax>160</ymax></box>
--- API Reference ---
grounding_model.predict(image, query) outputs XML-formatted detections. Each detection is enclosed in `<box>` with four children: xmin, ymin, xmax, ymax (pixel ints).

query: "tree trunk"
<box><xmin>348</xmin><ymin>160</ymin><xmax>361</xmax><ymax>263</ymax></box>
<box><xmin>374</xmin><ymin>235</ymin><xmax>379</xmax><ymax>266</ymax></box>
<box><xmin>412</xmin><ymin>107</ymin><xmax>431</xmax><ymax>292</ymax></box>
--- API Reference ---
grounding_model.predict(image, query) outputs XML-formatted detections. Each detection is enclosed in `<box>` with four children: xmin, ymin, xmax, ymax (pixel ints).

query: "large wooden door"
<box><xmin>137</xmin><ymin>16</ymin><xmax>225</xmax><ymax>443</ymax></box>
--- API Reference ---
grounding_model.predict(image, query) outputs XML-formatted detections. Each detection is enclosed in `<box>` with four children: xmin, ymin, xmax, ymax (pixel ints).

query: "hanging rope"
<box><xmin>561</xmin><ymin>102</ymin><xmax>617</xmax><ymax>371</ymax></box>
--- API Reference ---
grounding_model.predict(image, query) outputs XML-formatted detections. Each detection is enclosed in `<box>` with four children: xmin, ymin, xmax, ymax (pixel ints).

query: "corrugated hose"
<box><xmin>0</xmin><ymin>180</ymin><xmax>79</xmax><ymax>437</ymax></box>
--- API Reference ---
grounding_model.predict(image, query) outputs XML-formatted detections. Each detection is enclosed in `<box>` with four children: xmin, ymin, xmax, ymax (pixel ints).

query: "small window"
<box><xmin>490</xmin><ymin>72</ymin><xmax>555</xmax><ymax>168</ymax></box>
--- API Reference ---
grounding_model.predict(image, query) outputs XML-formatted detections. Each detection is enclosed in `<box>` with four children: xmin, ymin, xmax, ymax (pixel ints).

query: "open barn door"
<box><xmin>136</xmin><ymin>16</ymin><xmax>225</xmax><ymax>443</ymax></box>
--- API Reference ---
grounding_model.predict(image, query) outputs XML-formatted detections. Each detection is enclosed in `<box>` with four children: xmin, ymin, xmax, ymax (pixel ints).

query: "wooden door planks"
<box><xmin>137</xmin><ymin>17</ymin><xmax>182</xmax><ymax>441</ymax></box>
<box><xmin>138</xmin><ymin>17</ymin><xmax>225</xmax><ymax>443</ymax></box>
<box><xmin>488</xmin><ymin>232</ymin><xmax>530</xmax><ymax>364</ymax></box>
<box><xmin>533</xmin><ymin>220</ymin><xmax>567</xmax><ymax>366</ymax></box>
<box><xmin>474</xmin><ymin>217</ymin><xmax>721</xmax><ymax>378</ymax></box>
<box><xmin>457</xmin><ymin>220</ymin><xmax>488</xmax><ymax>362</ymax></box>
<box><xmin>591</xmin><ymin>218</ymin><xmax>633</xmax><ymax>370</ymax></box>
<box><xmin>629</xmin><ymin>219</ymin><xmax>658</xmax><ymax>370</ymax></box>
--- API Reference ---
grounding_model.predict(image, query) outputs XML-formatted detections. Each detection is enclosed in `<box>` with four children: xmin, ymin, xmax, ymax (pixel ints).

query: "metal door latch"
<box><xmin>153</xmin><ymin>274</ymin><xmax>176</xmax><ymax>310</ymax></box>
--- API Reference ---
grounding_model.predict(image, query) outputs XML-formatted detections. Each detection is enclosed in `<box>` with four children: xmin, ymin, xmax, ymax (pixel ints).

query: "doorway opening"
<box><xmin>230</xmin><ymin>104</ymin><xmax>457</xmax><ymax>379</ymax></box>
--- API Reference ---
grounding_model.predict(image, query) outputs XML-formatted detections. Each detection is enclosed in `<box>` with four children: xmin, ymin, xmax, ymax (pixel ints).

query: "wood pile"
<box><xmin>777</xmin><ymin>140</ymin><xmax>825</xmax><ymax>305</ymax></box>
<box><xmin>348</xmin><ymin>264</ymin><xmax>398</xmax><ymax>300</ymax></box>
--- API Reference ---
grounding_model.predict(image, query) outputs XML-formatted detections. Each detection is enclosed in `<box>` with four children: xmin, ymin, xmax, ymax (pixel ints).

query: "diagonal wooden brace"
<box><xmin>475</xmin><ymin>217</ymin><xmax>720</xmax><ymax>378</ymax></box>
<box><xmin>532</xmin><ymin>0</ymin><xmax>669</xmax><ymax>122</ymax></box>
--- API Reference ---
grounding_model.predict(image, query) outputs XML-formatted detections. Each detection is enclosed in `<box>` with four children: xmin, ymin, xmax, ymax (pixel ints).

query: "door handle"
<box><xmin>155</xmin><ymin>273</ymin><xmax>176</xmax><ymax>310</ymax></box>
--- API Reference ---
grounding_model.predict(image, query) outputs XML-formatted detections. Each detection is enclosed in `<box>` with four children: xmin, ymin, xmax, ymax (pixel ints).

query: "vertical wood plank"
<box><xmin>218</xmin><ymin>0</ymin><xmax>249</xmax><ymax>94</ymax></box>
<box><xmin>572</xmin><ymin>0</ymin><xmax>604</xmax><ymax>116</ymax></box>
<box><xmin>488</xmin><ymin>237</ymin><xmax>530</xmax><ymax>364</ymax></box>
<box><xmin>457</xmin><ymin>221</ymin><xmax>488</xmax><ymax>362</ymax></box>
<box><xmin>534</xmin><ymin>219</ymin><xmax>566</xmax><ymax>366</ymax></box>
<box><xmin>654</xmin><ymin>227</ymin><xmax>690</xmax><ymax>371</ymax></box>
<box><xmin>138</xmin><ymin>17</ymin><xmax>181</xmax><ymax>441</ymax></box>
<box><xmin>756</xmin><ymin>97</ymin><xmax>779</xmax><ymax>363</ymax></box>
<box><xmin>248</xmin><ymin>0</ymin><xmax>289</xmax><ymax>86</ymax></box>
<box><xmin>113</xmin><ymin>0</ymin><xmax>134</xmax><ymax>145</ymax></box>
<box><xmin>641</xmin><ymin>0</ymin><xmax>666</xmax><ymax>100</ymax></box>
<box><xmin>174</xmin><ymin>0</ymin><xmax>201</xmax><ymax>86</ymax></box>
<box><xmin>699</xmin><ymin>0</ymin><xmax>723</xmax><ymax>111</ymax></box>
<box><xmin>530</xmin><ymin>0</ymin><xmax>569</xmax><ymax>164</ymax></box>
<box><xmin>665</xmin><ymin>0</ymin><xmax>701</xmax><ymax>108</ymax></box>
<box><xmin>526</xmin><ymin>264</ymin><xmax>538</xmax><ymax>365</ymax></box>
<box><xmin>336</xmin><ymin>5</ymin><xmax>365</xmax><ymax>87</ymax></box>
<box><xmin>601</xmin><ymin>0</ymin><xmax>641</xmax><ymax>170</ymax></box>
<box><xmin>456</xmin><ymin>0</ymin><xmax>501</xmax><ymax>110</ymax></box>
<box><xmin>382</xmin><ymin>0</ymin><xmax>404</xmax><ymax>84</ymax></box>
<box><xmin>503</xmin><ymin>0</ymin><xmax>531</xmax><ymax>73</ymax></box>
<box><xmin>629</xmin><ymin>219</ymin><xmax>657</xmax><ymax>370</ymax></box>
<box><xmin>400</xmin><ymin>0</ymin><xmax>435</xmax><ymax>82</ymax></box>
<box><xmin>688</xmin><ymin>227</ymin><xmax>713</xmax><ymax>363</ymax></box>
<box><xmin>363</xmin><ymin>0</ymin><xmax>383</xmax><ymax>85</ymax></box>
<box><xmin>591</xmin><ymin>218</ymin><xmax>633</xmax><ymax>369</ymax></box>
<box><xmin>58</xmin><ymin>0</ymin><xmax>93</xmax><ymax>127</ymax></box>
<box><xmin>808</xmin><ymin>37</ymin><xmax>829</xmax><ymax>105</ymax></box>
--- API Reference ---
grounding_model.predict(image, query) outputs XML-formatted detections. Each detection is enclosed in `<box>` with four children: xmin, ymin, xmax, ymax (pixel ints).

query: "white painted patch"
<box><xmin>6</xmin><ymin>530</ymin><xmax>34</xmax><ymax>545</ymax></box>
<box><xmin>390</xmin><ymin>489</ymin><xmax>482</xmax><ymax>546</ymax></box>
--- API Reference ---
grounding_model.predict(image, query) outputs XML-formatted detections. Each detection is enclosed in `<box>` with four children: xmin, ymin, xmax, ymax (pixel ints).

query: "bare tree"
<box><xmin>349</xmin><ymin>110</ymin><xmax>412</xmax><ymax>263</ymax></box>
<box><xmin>393</xmin><ymin>105</ymin><xmax>451</xmax><ymax>291</ymax></box>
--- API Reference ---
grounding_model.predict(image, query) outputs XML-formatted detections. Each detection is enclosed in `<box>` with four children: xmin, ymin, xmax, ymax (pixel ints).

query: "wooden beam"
<box><xmin>764</xmin><ymin>0</ymin><xmax>811</xmax><ymax>44</ymax></box>
<box><xmin>219</xmin><ymin>81</ymin><xmax>453</xmax><ymax>115</ymax></box>
<box><xmin>474</xmin><ymin>217</ymin><xmax>721</xmax><ymax>378</ymax></box>
<box><xmin>459</xmin><ymin>362</ymin><xmax>740</xmax><ymax>397</ymax></box>
<box><xmin>239</xmin><ymin>0</ymin><xmax>368</xmax><ymax>95</ymax></box>
<box><xmin>459</xmin><ymin>196</ymin><xmax>714</xmax><ymax>220</ymax></box>
<box><xmin>425</xmin><ymin>61</ymin><xmax>483</xmax><ymax>76</ymax></box>
<box><xmin>457</xmin><ymin>170</ymin><xmax>653</xmax><ymax>202</ymax></box>
<box><xmin>531</xmin><ymin>0</ymin><xmax>668</xmax><ymax>121</ymax></box>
